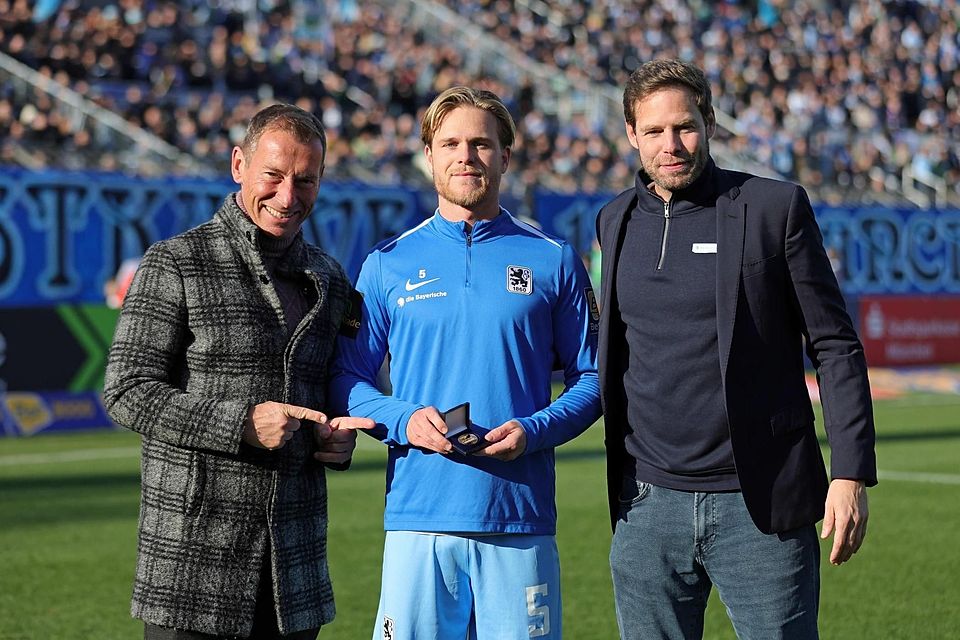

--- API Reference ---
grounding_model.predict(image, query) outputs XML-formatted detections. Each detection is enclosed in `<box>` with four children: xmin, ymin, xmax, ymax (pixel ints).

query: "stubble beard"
<box><xmin>643</xmin><ymin>142</ymin><xmax>710</xmax><ymax>195</ymax></box>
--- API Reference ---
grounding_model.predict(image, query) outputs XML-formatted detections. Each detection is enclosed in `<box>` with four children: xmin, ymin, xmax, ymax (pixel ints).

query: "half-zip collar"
<box><xmin>634</xmin><ymin>158</ymin><xmax>719</xmax><ymax>217</ymax></box>
<box><xmin>428</xmin><ymin>207</ymin><xmax>514</xmax><ymax>288</ymax></box>
<box><xmin>428</xmin><ymin>206</ymin><xmax>514</xmax><ymax>243</ymax></box>
<box><xmin>633</xmin><ymin>159</ymin><xmax>719</xmax><ymax>271</ymax></box>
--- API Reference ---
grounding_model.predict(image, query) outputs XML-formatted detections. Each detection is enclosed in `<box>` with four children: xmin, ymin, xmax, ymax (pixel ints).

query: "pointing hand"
<box><xmin>242</xmin><ymin>401</ymin><xmax>328</xmax><ymax>450</ymax></box>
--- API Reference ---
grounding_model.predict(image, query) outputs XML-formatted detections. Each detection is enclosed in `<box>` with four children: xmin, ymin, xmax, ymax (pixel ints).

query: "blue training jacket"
<box><xmin>330</xmin><ymin>209</ymin><xmax>602</xmax><ymax>535</ymax></box>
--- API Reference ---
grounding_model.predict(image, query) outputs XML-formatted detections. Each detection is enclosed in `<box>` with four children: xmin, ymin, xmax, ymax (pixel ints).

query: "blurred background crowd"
<box><xmin>1</xmin><ymin>0</ymin><xmax>958</xmax><ymax>210</ymax></box>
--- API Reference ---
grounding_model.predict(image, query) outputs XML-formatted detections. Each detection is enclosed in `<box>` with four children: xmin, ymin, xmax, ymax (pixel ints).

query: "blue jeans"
<box><xmin>609</xmin><ymin>479</ymin><xmax>820</xmax><ymax>640</ymax></box>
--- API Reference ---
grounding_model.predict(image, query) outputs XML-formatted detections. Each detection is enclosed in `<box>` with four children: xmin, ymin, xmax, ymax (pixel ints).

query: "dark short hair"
<box><xmin>420</xmin><ymin>86</ymin><xmax>516</xmax><ymax>149</ymax></box>
<box><xmin>623</xmin><ymin>59</ymin><xmax>714</xmax><ymax>128</ymax></box>
<box><xmin>241</xmin><ymin>103</ymin><xmax>327</xmax><ymax>161</ymax></box>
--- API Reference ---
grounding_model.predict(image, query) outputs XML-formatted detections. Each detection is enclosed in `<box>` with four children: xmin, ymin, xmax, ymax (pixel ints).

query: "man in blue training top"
<box><xmin>331</xmin><ymin>86</ymin><xmax>601</xmax><ymax>639</ymax></box>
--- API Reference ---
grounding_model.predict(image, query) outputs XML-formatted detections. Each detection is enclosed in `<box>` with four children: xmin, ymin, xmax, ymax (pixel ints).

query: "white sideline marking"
<box><xmin>0</xmin><ymin>447</ymin><xmax>140</xmax><ymax>466</ymax></box>
<box><xmin>1</xmin><ymin>444</ymin><xmax>957</xmax><ymax>485</ymax></box>
<box><xmin>877</xmin><ymin>470</ymin><xmax>960</xmax><ymax>485</ymax></box>
<box><xmin>880</xmin><ymin>396</ymin><xmax>960</xmax><ymax>408</ymax></box>
<box><xmin>0</xmin><ymin>436</ymin><xmax>386</xmax><ymax>467</ymax></box>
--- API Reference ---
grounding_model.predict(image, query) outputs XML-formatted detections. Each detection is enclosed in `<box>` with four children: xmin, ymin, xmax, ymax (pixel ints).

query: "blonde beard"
<box><xmin>436</xmin><ymin>180</ymin><xmax>488</xmax><ymax>209</ymax></box>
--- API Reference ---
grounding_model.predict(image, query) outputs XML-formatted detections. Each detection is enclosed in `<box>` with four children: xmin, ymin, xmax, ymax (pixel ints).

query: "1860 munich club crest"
<box><xmin>507</xmin><ymin>265</ymin><xmax>533</xmax><ymax>295</ymax></box>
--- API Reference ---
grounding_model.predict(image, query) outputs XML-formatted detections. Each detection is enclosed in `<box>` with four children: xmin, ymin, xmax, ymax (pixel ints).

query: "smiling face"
<box><xmin>424</xmin><ymin>105</ymin><xmax>510</xmax><ymax>222</ymax></box>
<box><xmin>230</xmin><ymin>127</ymin><xmax>325</xmax><ymax>241</ymax></box>
<box><xmin>626</xmin><ymin>85</ymin><xmax>715</xmax><ymax>201</ymax></box>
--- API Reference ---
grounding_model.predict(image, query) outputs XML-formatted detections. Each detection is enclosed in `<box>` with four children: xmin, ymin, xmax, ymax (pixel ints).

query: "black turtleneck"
<box><xmin>235</xmin><ymin>193</ymin><xmax>315</xmax><ymax>337</ymax></box>
<box><xmin>615</xmin><ymin>160</ymin><xmax>739</xmax><ymax>491</ymax></box>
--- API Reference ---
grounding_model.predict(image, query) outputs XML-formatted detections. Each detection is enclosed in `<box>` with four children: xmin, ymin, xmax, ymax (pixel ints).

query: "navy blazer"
<box><xmin>596</xmin><ymin>167</ymin><xmax>877</xmax><ymax>535</ymax></box>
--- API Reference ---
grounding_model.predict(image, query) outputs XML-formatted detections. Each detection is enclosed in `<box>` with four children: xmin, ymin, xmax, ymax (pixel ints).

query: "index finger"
<box><xmin>284</xmin><ymin>404</ymin><xmax>328</xmax><ymax>424</ymax></box>
<box><xmin>330</xmin><ymin>417</ymin><xmax>376</xmax><ymax>431</ymax></box>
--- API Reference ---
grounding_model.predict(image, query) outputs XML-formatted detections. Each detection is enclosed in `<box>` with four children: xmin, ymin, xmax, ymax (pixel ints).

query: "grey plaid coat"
<box><xmin>104</xmin><ymin>195</ymin><xmax>353</xmax><ymax>636</ymax></box>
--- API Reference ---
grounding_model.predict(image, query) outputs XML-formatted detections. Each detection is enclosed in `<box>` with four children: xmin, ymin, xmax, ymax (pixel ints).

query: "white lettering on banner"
<box><xmin>886</xmin><ymin>343</ymin><xmax>935</xmax><ymax>360</ymax></box>
<box><xmin>887</xmin><ymin>319</ymin><xmax>960</xmax><ymax>339</ymax></box>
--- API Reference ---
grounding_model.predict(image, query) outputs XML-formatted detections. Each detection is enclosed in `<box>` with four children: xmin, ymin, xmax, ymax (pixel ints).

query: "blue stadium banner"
<box><xmin>534</xmin><ymin>191</ymin><xmax>960</xmax><ymax>296</ymax></box>
<box><xmin>0</xmin><ymin>169</ymin><xmax>430</xmax><ymax>305</ymax></box>
<box><xmin>2</xmin><ymin>169</ymin><xmax>959</xmax><ymax>305</ymax></box>
<box><xmin>534</xmin><ymin>192</ymin><xmax>610</xmax><ymax>256</ymax></box>
<box><xmin>815</xmin><ymin>206</ymin><xmax>960</xmax><ymax>295</ymax></box>
<box><xmin>0</xmin><ymin>390</ymin><xmax>115</xmax><ymax>437</ymax></box>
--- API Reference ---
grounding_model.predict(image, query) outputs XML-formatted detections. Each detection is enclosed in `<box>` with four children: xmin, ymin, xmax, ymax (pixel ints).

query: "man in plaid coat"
<box><xmin>104</xmin><ymin>104</ymin><xmax>371</xmax><ymax>639</ymax></box>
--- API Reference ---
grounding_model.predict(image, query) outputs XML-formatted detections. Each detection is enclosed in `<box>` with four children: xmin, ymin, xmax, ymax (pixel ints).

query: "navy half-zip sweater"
<box><xmin>615</xmin><ymin>160</ymin><xmax>739</xmax><ymax>491</ymax></box>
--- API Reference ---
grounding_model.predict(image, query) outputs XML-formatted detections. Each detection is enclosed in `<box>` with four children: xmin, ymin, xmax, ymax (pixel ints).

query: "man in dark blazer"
<box><xmin>104</xmin><ymin>104</ymin><xmax>372</xmax><ymax>639</ymax></box>
<box><xmin>595</xmin><ymin>59</ymin><xmax>876</xmax><ymax>639</ymax></box>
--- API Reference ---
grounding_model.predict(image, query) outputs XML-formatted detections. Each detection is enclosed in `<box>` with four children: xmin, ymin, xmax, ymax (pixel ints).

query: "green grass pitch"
<box><xmin>1</xmin><ymin>393</ymin><xmax>959</xmax><ymax>638</ymax></box>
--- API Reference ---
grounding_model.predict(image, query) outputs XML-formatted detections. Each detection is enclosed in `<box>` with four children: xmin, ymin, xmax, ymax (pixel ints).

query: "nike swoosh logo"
<box><xmin>405</xmin><ymin>278</ymin><xmax>440</xmax><ymax>291</ymax></box>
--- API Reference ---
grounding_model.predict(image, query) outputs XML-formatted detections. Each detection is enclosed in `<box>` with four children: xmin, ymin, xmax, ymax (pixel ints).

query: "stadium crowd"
<box><xmin>454</xmin><ymin>0</ymin><xmax>960</xmax><ymax>201</ymax></box>
<box><xmin>1</xmin><ymin>0</ymin><xmax>958</xmax><ymax>207</ymax></box>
